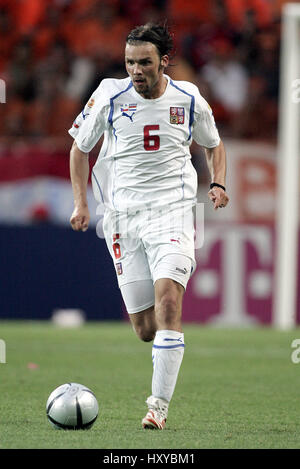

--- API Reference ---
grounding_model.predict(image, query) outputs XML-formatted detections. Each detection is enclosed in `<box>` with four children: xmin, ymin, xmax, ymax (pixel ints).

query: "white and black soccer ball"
<box><xmin>46</xmin><ymin>383</ymin><xmax>99</xmax><ymax>430</ymax></box>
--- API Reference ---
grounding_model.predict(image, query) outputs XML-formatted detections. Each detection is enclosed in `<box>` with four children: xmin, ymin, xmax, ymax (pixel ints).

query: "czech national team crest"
<box><xmin>170</xmin><ymin>107</ymin><xmax>185</xmax><ymax>124</ymax></box>
<box><xmin>116</xmin><ymin>262</ymin><xmax>123</xmax><ymax>275</ymax></box>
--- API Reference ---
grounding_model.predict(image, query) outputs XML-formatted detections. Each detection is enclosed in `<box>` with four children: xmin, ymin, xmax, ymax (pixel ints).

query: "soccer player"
<box><xmin>69</xmin><ymin>23</ymin><xmax>229</xmax><ymax>430</ymax></box>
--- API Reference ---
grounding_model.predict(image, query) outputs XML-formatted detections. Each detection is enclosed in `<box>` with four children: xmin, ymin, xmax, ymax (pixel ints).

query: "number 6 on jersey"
<box><xmin>144</xmin><ymin>125</ymin><xmax>160</xmax><ymax>151</ymax></box>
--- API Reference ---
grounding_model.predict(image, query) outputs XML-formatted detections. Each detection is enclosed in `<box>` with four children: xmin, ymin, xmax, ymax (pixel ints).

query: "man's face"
<box><xmin>125</xmin><ymin>42</ymin><xmax>168</xmax><ymax>99</ymax></box>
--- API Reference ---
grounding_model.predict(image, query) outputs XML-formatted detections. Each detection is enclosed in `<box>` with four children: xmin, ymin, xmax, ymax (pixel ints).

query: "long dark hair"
<box><xmin>126</xmin><ymin>22</ymin><xmax>174</xmax><ymax>60</ymax></box>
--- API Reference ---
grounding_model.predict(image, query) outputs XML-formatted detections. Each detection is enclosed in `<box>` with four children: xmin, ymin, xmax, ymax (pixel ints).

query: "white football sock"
<box><xmin>151</xmin><ymin>329</ymin><xmax>185</xmax><ymax>403</ymax></box>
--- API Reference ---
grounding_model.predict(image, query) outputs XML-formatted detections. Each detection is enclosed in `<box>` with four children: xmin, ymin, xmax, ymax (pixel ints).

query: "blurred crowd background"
<box><xmin>0</xmin><ymin>0</ymin><xmax>298</xmax><ymax>322</ymax></box>
<box><xmin>0</xmin><ymin>0</ymin><xmax>296</xmax><ymax>150</ymax></box>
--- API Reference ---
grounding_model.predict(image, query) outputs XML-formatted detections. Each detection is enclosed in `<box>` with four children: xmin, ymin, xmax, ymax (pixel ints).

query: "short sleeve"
<box><xmin>192</xmin><ymin>90</ymin><xmax>220</xmax><ymax>148</ymax></box>
<box><xmin>68</xmin><ymin>81</ymin><xmax>110</xmax><ymax>153</ymax></box>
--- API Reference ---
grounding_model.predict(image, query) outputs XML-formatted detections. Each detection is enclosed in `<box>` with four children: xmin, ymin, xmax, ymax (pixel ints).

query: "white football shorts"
<box><xmin>103</xmin><ymin>203</ymin><xmax>196</xmax><ymax>314</ymax></box>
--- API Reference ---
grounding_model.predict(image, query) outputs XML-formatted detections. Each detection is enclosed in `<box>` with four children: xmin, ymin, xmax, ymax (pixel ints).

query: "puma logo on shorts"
<box><xmin>175</xmin><ymin>267</ymin><xmax>188</xmax><ymax>275</ymax></box>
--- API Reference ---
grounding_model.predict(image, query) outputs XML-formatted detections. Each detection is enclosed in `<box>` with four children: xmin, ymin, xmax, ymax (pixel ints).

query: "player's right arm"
<box><xmin>68</xmin><ymin>80</ymin><xmax>110</xmax><ymax>231</ymax></box>
<box><xmin>69</xmin><ymin>140</ymin><xmax>90</xmax><ymax>232</ymax></box>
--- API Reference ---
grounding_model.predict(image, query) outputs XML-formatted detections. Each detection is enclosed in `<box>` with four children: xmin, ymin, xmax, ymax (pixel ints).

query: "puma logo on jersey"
<box><xmin>81</xmin><ymin>110</ymin><xmax>90</xmax><ymax>120</ymax></box>
<box><xmin>122</xmin><ymin>111</ymin><xmax>135</xmax><ymax>122</ymax></box>
<box><xmin>121</xmin><ymin>104</ymin><xmax>137</xmax><ymax>122</ymax></box>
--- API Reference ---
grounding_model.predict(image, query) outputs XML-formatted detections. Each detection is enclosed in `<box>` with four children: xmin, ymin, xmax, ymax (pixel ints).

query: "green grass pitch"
<box><xmin>1</xmin><ymin>320</ymin><xmax>300</xmax><ymax>449</ymax></box>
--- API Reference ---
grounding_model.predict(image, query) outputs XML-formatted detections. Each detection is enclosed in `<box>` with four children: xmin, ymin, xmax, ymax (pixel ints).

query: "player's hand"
<box><xmin>208</xmin><ymin>187</ymin><xmax>229</xmax><ymax>210</ymax></box>
<box><xmin>70</xmin><ymin>205</ymin><xmax>90</xmax><ymax>232</ymax></box>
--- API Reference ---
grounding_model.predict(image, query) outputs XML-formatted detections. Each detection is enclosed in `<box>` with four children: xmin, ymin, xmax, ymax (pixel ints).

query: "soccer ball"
<box><xmin>46</xmin><ymin>382</ymin><xmax>99</xmax><ymax>430</ymax></box>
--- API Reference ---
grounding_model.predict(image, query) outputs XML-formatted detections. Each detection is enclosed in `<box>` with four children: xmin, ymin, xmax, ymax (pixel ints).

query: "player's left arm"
<box><xmin>191</xmin><ymin>86</ymin><xmax>229</xmax><ymax>210</ymax></box>
<box><xmin>204</xmin><ymin>139</ymin><xmax>229</xmax><ymax>210</ymax></box>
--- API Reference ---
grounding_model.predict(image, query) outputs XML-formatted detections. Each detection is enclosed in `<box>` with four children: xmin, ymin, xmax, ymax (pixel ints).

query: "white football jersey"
<box><xmin>68</xmin><ymin>74</ymin><xmax>220</xmax><ymax>211</ymax></box>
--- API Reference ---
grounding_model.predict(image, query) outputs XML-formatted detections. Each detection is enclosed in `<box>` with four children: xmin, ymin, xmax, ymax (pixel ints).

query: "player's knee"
<box><xmin>157</xmin><ymin>293</ymin><xmax>178</xmax><ymax>316</ymax></box>
<box><xmin>156</xmin><ymin>294</ymin><xmax>180</xmax><ymax>327</ymax></box>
